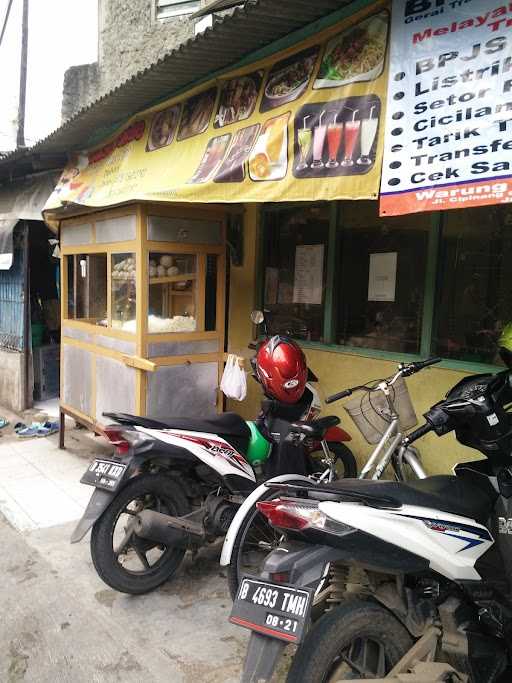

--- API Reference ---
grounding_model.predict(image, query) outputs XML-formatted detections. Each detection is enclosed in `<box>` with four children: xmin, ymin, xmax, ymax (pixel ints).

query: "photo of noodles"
<box><xmin>314</xmin><ymin>11</ymin><xmax>388</xmax><ymax>90</ymax></box>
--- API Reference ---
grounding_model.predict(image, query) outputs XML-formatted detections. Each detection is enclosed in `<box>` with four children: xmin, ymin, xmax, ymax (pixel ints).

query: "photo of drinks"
<box><xmin>260</xmin><ymin>46</ymin><xmax>320</xmax><ymax>113</ymax></box>
<box><xmin>214</xmin><ymin>124</ymin><xmax>260</xmax><ymax>183</ymax></box>
<box><xmin>146</xmin><ymin>104</ymin><xmax>182</xmax><ymax>152</ymax></box>
<box><xmin>188</xmin><ymin>133</ymin><xmax>231</xmax><ymax>184</ymax></box>
<box><xmin>249</xmin><ymin>112</ymin><xmax>290</xmax><ymax>182</ymax></box>
<box><xmin>293</xmin><ymin>96</ymin><xmax>381</xmax><ymax>178</ymax></box>
<box><xmin>177</xmin><ymin>87</ymin><xmax>218</xmax><ymax>141</ymax></box>
<box><xmin>214</xmin><ymin>72</ymin><xmax>263</xmax><ymax>128</ymax></box>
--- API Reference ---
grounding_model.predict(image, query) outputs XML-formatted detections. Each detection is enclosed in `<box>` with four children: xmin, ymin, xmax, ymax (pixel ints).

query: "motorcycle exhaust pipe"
<box><xmin>134</xmin><ymin>509</ymin><xmax>204</xmax><ymax>547</ymax></box>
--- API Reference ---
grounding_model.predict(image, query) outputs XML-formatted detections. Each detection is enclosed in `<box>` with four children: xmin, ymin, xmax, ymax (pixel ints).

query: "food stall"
<box><xmin>59</xmin><ymin>203</ymin><xmax>226</xmax><ymax>435</ymax></box>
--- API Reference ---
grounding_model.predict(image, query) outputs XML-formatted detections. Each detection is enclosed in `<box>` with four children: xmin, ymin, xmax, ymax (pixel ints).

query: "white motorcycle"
<box><xmin>230</xmin><ymin>365</ymin><xmax>512</xmax><ymax>682</ymax></box>
<box><xmin>71</xmin><ymin>315</ymin><xmax>355</xmax><ymax>595</ymax></box>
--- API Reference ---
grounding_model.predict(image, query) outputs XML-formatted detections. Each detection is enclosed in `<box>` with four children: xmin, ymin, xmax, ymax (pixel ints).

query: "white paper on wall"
<box><xmin>368</xmin><ymin>252</ymin><xmax>397</xmax><ymax>302</ymax></box>
<box><xmin>293</xmin><ymin>244</ymin><xmax>324</xmax><ymax>305</ymax></box>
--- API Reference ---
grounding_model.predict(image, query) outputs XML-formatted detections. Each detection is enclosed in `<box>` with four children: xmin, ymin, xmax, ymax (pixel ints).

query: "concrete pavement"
<box><xmin>0</xmin><ymin>407</ymin><xmax>294</xmax><ymax>682</ymax></box>
<box><xmin>0</xmin><ymin>512</ymin><xmax>249</xmax><ymax>682</ymax></box>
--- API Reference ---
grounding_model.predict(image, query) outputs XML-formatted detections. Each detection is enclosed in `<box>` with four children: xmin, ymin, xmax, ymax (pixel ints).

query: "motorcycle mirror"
<box><xmin>250</xmin><ymin>310</ymin><xmax>265</xmax><ymax>325</ymax></box>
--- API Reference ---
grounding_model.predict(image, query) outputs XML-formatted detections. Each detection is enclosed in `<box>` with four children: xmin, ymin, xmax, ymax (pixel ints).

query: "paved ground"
<box><xmin>0</xmin><ymin>405</ymin><xmax>293</xmax><ymax>683</ymax></box>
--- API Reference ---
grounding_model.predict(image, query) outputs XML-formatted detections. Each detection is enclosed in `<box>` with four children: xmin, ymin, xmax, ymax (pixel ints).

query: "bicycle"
<box><xmin>326</xmin><ymin>357</ymin><xmax>442</xmax><ymax>481</ymax></box>
<box><xmin>222</xmin><ymin>358</ymin><xmax>442</xmax><ymax>598</ymax></box>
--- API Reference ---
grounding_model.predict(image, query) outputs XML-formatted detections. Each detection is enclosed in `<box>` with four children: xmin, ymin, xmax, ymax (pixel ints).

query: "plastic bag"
<box><xmin>220</xmin><ymin>354</ymin><xmax>247</xmax><ymax>401</ymax></box>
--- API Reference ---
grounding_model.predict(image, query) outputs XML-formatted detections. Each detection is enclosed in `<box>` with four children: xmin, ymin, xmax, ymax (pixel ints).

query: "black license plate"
<box><xmin>81</xmin><ymin>459</ymin><xmax>127</xmax><ymax>491</ymax></box>
<box><xmin>229</xmin><ymin>576</ymin><xmax>313</xmax><ymax>643</ymax></box>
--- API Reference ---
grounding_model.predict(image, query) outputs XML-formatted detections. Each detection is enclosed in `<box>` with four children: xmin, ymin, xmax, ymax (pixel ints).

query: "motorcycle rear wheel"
<box><xmin>90</xmin><ymin>473</ymin><xmax>189</xmax><ymax>595</ymax></box>
<box><xmin>286</xmin><ymin>599</ymin><xmax>413</xmax><ymax>682</ymax></box>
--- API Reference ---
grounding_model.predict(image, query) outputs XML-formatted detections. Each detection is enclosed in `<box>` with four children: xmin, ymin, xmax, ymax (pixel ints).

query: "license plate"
<box><xmin>80</xmin><ymin>459</ymin><xmax>127</xmax><ymax>491</ymax></box>
<box><xmin>229</xmin><ymin>576</ymin><xmax>313</xmax><ymax>644</ymax></box>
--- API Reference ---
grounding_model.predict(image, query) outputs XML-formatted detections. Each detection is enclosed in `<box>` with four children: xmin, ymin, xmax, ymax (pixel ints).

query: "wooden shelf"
<box><xmin>149</xmin><ymin>274</ymin><xmax>196</xmax><ymax>285</ymax></box>
<box><xmin>169</xmin><ymin>291</ymin><xmax>194</xmax><ymax>297</ymax></box>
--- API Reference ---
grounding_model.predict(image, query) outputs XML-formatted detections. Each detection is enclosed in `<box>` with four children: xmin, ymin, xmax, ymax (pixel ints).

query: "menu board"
<box><xmin>380</xmin><ymin>0</ymin><xmax>512</xmax><ymax>216</ymax></box>
<box><xmin>45</xmin><ymin>9</ymin><xmax>389</xmax><ymax>213</ymax></box>
<box><xmin>293</xmin><ymin>245</ymin><xmax>324</xmax><ymax>305</ymax></box>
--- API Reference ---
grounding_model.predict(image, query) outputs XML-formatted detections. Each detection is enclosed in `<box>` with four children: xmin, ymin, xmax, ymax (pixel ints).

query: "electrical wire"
<box><xmin>0</xmin><ymin>0</ymin><xmax>14</xmax><ymax>49</ymax></box>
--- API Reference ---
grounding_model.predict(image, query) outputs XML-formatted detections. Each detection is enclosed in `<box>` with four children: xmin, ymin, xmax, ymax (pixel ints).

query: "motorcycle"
<box><xmin>70</xmin><ymin>312</ymin><xmax>355</xmax><ymax>595</ymax></box>
<box><xmin>230</xmin><ymin>361</ymin><xmax>512</xmax><ymax>682</ymax></box>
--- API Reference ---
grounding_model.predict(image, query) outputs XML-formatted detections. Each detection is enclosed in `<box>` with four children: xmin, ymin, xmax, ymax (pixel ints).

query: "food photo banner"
<box><xmin>380</xmin><ymin>0</ymin><xmax>512</xmax><ymax>216</ymax></box>
<box><xmin>45</xmin><ymin>6</ymin><xmax>389</xmax><ymax>213</ymax></box>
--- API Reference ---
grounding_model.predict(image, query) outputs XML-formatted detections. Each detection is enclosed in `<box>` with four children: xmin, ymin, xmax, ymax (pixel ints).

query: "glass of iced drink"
<box><xmin>266</xmin><ymin>119</ymin><xmax>285</xmax><ymax>164</ymax></box>
<box><xmin>357</xmin><ymin>114</ymin><xmax>378</xmax><ymax>166</ymax></box>
<box><xmin>297</xmin><ymin>127</ymin><xmax>313</xmax><ymax>170</ymax></box>
<box><xmin>326</xmin><ymin>122</ymin><xmax>343</xmax><ymax>168</ymax></box>
<box><xmin>312</xmin><ymin>124</ymin><xmax>327</xmax><ymax>168</ymax></box>
<box><xmin>341</xmin><ymin>119</ymin><xmax>360</xmax><ymax>168</ymax></box>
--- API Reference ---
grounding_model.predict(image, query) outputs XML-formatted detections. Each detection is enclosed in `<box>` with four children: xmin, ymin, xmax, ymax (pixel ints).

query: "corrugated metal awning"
<box><xmin>0</xmin><ymin>0</ymin><xmax>357</xmax><ymax>181</ymax></box>
<box><xmin>0</xmin><ymin>173</ymin><xmax>58</xmax><ymax>269</ymax></box>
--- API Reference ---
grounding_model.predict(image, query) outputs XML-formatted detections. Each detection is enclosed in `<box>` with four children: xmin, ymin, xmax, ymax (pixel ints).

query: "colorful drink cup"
<box><xmin>357</xmin><ymin>108</ymin><xmax>378</xmax><ymax>166</ymax></box>
<box><xmin>297</xmin><ymin>127</ymin><xmax>313</xmax><ymax>170</ymax></box>
<box><xmin>311</xmin><ymin>111</ymin><xmax>327</xmax><ymax>169</ymax></box>
<box><xmin>341</xmin><ymin>116</ymin><xmax>360</xmax><ymax>168</ymax></box>
<box><xmin>326</xmin><ymin>122</ymin><xmax>343</xmax><ymax>168</ymax></box>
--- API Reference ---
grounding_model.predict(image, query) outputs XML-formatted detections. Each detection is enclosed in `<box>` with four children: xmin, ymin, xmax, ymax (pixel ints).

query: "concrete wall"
<box><xmin>0</xmin><ymin>349</ymin><xmax>26</xmax><ymax>413</ymax></box>
<box><xmin>226</xmin><ymin>206</ymin><xmax>479</xmax><ymax>477</ymax></box>
<box><xmin>62</xmin><ymin>0</ymin><xmax>221</xmax><ymax>120</ymax></box>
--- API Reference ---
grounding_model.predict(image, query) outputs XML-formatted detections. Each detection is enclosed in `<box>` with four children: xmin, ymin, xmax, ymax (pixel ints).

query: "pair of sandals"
<box><xmin>14</xmin><ymin>421</ymin><xmax>59</xmax><ymax>438</ymax></box>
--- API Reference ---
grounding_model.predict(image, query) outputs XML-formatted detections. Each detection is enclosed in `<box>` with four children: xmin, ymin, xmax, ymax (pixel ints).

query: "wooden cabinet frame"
<box><xmin>59</xmin><ymin>202</ymin><xmax>227</xmax><ymax>442</ymax></box>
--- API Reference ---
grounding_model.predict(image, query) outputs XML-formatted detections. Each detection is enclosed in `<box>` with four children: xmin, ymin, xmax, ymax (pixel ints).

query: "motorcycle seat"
<box><xmin>321</xmin><ymin>475</ymin><xmax>496</xmax><ymax>525</ymax></box>
<box><xmin>103</xmin><ymin>412</ymin><xmax>251</xmax><ymax>438</ymax></box>
<box><xmin>289</xmin><ymin>415</ymin><xmax>340</xmax><ymax>440</ymax></box>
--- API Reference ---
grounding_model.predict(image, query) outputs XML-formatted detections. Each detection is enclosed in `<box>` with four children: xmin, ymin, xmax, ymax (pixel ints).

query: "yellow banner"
<box><xmin>46</xmin><ymin>4</ymin><xmax>389</xmax><ymax>213</ymax></box>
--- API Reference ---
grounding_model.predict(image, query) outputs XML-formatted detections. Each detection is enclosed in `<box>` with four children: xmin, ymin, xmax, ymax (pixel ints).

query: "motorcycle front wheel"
<box><xmin>227</xmin><ymin>478</ymin><xmax>311</xmax><ymax>600</ymax></box>
<box><xmin>90</xmin><ymin>473</ymin><xmax>190</xmax><ymax>595</ymax></box>
<box><xmin>227</xmin><ymin>443</ymin><xmax>356</xmax><ymax>600</ymax></box>
<box><xmin>286</xmin><ymin>599</ymin><xmax>413</xmax><ymax>682</ymax></box>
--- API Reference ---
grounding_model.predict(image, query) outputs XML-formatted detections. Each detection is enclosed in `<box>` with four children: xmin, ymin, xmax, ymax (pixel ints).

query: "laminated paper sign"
<box><xmin>368</xmin><ymin>251</ymin><xmax>397</xmax><ymax>302</ymax></box>
<box><xmin>380</xmin><ymin>0</ymin><xmax>512</xmax><ymax>216</ymax></box>
<box><xmin>293</xmin><ymin>244</ymin><xmax>325</xmax><ymax>305</ymax></box>
<box><xmin>44</xmin><ymin>7</ymin><xmax>390</xmax><ymax>214</ymax></box>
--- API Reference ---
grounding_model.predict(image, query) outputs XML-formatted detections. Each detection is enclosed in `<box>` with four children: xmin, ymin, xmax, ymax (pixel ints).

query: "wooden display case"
<box><xmin>59</xmin><ymin>203</ymin><xmax>226</xmax><ymax>442</ymax></box>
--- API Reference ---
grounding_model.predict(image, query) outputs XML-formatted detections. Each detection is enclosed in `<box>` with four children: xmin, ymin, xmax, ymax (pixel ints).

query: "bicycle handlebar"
<box><xmin>405</xmin><ymin>422</ymin><xmax>433</xmax><ymax>444</ymax></box>
<box><xmin>403</xmin><ymin>357</ymin><xmax>442</xmax><ymax>375</ymax></box>
<box><xmin>325</xmin><ymin>357</ymin><xmax>442</xmax><ymax>405</ymax></box>
<box><xmin>325</xmin><ymin>388</ymin><xmax>352</xmax><ymax>404</ymax></box>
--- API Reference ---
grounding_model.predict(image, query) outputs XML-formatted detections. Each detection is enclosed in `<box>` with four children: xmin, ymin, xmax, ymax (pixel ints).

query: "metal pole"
<box><xmin>17</xmin><ymin>0</ymin><xmax>29</xmax><ymax>149</ymax></box>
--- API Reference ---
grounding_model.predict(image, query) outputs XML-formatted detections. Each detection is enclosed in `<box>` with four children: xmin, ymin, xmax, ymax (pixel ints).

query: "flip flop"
<box><xmin>42</xmin><ymin>421</ymin><xmax>59</xmax><ymax>436</ymax></box>
<box><xmin>14</xmin><ymin>422</ymin><xmax>27</xmax><ymax>433</ymax></box>
<box><xmin>0</xmin><ymin>417</ymin><xmax>8</xmax><ymax>429</ymax></box>
<box><xmin>16</xmin><ymin>425</ymin><xmax>41</xmax><ymax>438</ymax></box>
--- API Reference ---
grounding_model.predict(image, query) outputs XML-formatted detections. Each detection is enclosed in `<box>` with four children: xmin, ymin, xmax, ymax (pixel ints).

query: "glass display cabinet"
<box><xmin>59</xmin><ymin>204</ymin><xmax>226</xmax><ymax>433</ymax></box>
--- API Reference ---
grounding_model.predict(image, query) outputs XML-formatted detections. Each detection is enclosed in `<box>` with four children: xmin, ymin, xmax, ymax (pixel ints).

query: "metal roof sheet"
<box><xmin>0</xmin><ymin>0</ymin><xmax>357</xmax><ymax>180</ymax></box>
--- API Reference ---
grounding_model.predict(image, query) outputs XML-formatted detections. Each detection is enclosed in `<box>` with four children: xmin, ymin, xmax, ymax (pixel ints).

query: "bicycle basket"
<box><xmin>343</xmin><ymin>375</ymin><xmax>418</xmax><ymax>445</ymax></box>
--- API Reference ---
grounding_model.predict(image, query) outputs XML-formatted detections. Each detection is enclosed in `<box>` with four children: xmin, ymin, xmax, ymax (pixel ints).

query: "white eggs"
<box><xmin>160</xmin><ymin>255</ymin><xmax>173</xmax><ymax>268</ymax></box>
